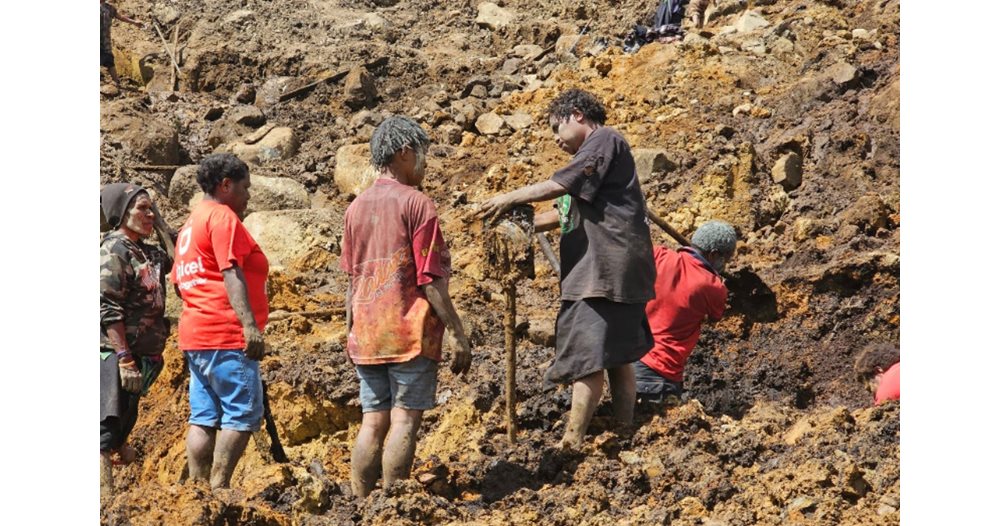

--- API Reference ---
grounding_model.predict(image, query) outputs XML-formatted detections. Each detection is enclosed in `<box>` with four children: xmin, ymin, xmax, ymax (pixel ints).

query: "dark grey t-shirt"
<box><xmin>550</xmin><ymin>126</ymin><xmax>655</xmax><ymax>304</ymax></box>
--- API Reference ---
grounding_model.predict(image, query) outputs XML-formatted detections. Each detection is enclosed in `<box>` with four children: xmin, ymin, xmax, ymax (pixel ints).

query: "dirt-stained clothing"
<box><xmin>340</xmin><ymin>178</ymin><xmax>451</xmax><ymax>366</ymax></box>
<box><xmin>550</xmin><ymin>126</ymin><xmax>655</xmax><ymax>304</ymax></box>
<box><xmin>100</xmin><ymin>231</ymin><xmax>170</xmax><ymax>357</ymax></box>
<box><xmin>100</xmin><ymin>2</ymin><xmax>118</xmax><ymax>55</ymax></box>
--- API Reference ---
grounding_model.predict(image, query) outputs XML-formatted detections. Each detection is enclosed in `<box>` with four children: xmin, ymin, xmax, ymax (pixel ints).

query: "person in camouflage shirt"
<box><xmin>99</xmin><ymin>182</ymin><xmax>172</xmax><ymax>498</ymax></box>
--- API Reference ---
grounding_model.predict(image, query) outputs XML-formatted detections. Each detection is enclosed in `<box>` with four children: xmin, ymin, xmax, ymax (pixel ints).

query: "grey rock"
<box><xmin>735</xmin><ymin>11</ymin><xmax>769</xmax><ymax>33</ymax></box>
<box><xmin>227</xmin><ymin>105</ymin><xmax>266</xmax><ymax>127</ymax></box>
<box><xmin>503</xmin><ymin>112</ymin><xmax>533</xmax><ymax>131</ymax></box>
<box><xmin>771</xmin><ymin>152</ymin><xmax>802</xmax><ymax>190</ymax></box>
<box><xmin>633</xmin><ymin>149</ymin><xmax>677</xmax><ymax>185</ymax></box>
<box><xmin>476</xmin><ymin>2</ymin><xmax>514</xmax><ymax>30</ymax></box>
<box><xmin>475</xmin><ymin>112</ymin><xmax>506</xmax><ymax>135</ymax></box>
<box><xmin>334</xmin><ymin>143</ymin><xmax>377</xmax><ymax>197</ymax></box>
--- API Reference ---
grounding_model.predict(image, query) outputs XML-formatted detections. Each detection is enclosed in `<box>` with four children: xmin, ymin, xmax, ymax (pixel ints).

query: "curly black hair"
<box><xmin>853</xmin><ymin>343</ymin><xmax>900</xmax><ymax>380</ymax></box>
<box><xmin>196</xmin><ymin>153</ymin><xmax>250</xmax><ymax>195</ymax></box>
<box><xmin>547</xmin><ymin>88</ymin><xmax>608</xmax><ymax>125</ymax></box>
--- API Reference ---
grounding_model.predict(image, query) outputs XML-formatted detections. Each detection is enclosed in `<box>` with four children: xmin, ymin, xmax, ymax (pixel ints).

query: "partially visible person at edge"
<box><xmin>634</xmin><ymin>221</ymin><xmax>737</xmax><ymax>405</ymax></box>
<box><xmin>172</xmin><ymin>153</ymin><xmax>270</xmax><ymax>490</ymax></box>
<box><xmin>854</xmin><ymin>343</ymin><xmax>900</xmax><ymax>405</ymax></box>
<box><xmin>100</xmin><ymin>0</ymin><xmax>144</xmax><ymax>88</ymax></box>
<box><xmin>100</xmin><ymin>183</ymin><xmax>172</xmax><ymax>497</ymax></box>
<box><xmin>341</xmin><ymin>115</ymin><xmax>473</xmax><ymax>499</ymax></box>
<box><xmin>479</xmin><ymin>89</ymin><xmax>656</xmax><ymax>449</ymax></box>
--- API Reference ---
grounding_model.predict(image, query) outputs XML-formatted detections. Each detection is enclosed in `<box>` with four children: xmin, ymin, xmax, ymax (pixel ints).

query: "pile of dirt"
<box><xmin>100</xmin><ymin>0</ymin><xmax>899</xmax><ymax>523</ymax></box>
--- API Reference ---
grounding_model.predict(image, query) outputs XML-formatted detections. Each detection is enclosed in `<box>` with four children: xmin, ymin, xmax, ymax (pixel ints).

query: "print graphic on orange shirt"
<box><xmin>351</xmin><ymin>246</ymin><xmax>412</xmax><ymax>305</ymax></box>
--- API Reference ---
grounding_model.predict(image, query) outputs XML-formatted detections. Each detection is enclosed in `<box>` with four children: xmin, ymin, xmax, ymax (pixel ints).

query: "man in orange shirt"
<box><xmin>854</xmin><ymin>343</ymin><xmax>900</xmax><ymax>405</ymax></box>
<box><xmin>341</xmin><ymin>116</ymin><xmax>472</xmax><ymax>499</ymax></box>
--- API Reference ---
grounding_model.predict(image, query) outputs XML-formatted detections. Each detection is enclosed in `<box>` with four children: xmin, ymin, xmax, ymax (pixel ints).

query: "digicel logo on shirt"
<box><xmin>174</xmin><ymin>226</ymin><xmax>208</xmax><ymax>291</ymax></box>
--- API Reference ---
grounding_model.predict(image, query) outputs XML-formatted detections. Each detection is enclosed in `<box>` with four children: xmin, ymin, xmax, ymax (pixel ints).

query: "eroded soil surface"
<box><xmin>100</xmin><ymin>0</ymin><xmax>899</xmax><ymax>524</ymax></box>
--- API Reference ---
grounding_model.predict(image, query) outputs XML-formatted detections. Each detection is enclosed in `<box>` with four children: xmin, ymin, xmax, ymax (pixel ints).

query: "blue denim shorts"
<box><xmin>356</xmin><ymin>356</ymin><xmax>438</xmax><ymax>412</ymax></box>
<box><xmin>185</xmin><ymin>350</ymin><xmax>263</xmax><ymax>432</ymax></box>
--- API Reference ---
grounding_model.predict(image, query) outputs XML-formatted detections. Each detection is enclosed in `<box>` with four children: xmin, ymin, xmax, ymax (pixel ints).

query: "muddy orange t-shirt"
<box><xmin>340</xmin><ymin>178</ymin><xmax>451</xmax><ymax>365</ymax></box>
<box><xmin>172</xmin><ymin>200</ymin><xmax>269</xmax><ymax>350</ymax></box>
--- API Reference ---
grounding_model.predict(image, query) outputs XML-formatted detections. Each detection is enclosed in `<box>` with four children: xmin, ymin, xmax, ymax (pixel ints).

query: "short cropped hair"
<box><xmin>547</xmin><ymin>89</ymin><xmax>607</xmax><ymax>125</ymax></box>
<box><xmin>854</xmin><ymin>343</ymin><xmax>900</xmax><ymax>380</ymax></box>
<box><xmin>691</xmin><ymin>220</ymin><xmax>738</xmax><ymax>256</ymax></box>
<box><xmin>196</xmin><ymin>153</ymin><xmax>249</xmax><ymax>195</ymax></box>
<box><xmin>369</xmin><ymin>115</ymin><xmax>430</xmax><ymax>169</ymax></box>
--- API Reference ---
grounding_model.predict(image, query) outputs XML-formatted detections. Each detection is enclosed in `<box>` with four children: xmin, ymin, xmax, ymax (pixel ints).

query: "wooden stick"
<box><xmin>170</xmin><ymin>23</ymin><xmax>179</xmax><ymax>91</ymax></box>
<box><xmin>278</xmin><ymin>56</ymin><xmax>390</xmax><ymax>103</ymax></box>
<box><xmin>152</xmin><ymin>21</ymin><xmax>183</xmax><ymax>81</ymax></box>
<box><xmin>128</xmin><ymin>164</ymin><xmax>182</xmax><ymax>170</ymax></box>
<box><xmin>504</xmin><ymin>279</ymin><xmax>518</xmax><ymax>442</ymax></box>
<box><xmin>535</xmin><ymin>233</ymin><xmax>560</xmax><ymax>275</ymax></box>
<box><xmin>150</xmin><ymin>201</ymin><xmax>175</xmax><ymax>262</ymax></box>
<box><xmin>645</xmin><ymin>207</ymin><xmax>691</xmax><ymax>247</ymax></box>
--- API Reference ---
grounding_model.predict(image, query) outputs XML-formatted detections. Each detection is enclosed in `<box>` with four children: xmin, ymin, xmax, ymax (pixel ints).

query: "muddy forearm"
<box><xmin>422</xmin><ymin>278</ymin><xmax>466</xmax><ymax>341</ymax></box>
<box><xmin>222</xmin><ymin>267</ymin><xmax>258</xmax><ymax>330</ymax></box>
<box><xmin>508</xmin><ymin>180</ymin><xmax>566</xmax><ymax>207</ymax></box>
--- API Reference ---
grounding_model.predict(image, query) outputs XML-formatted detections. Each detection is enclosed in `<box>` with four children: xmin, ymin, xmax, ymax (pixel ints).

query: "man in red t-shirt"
<box><xmin>172</xmin><ymin>153</ymin><xmax>270</xmax><ymax>490</ymax></box>
<box><xmin>854</xmin><ymin>343</ymin><xmax>900</xmax><ymax>405</ymax></box>
<box><xmin>341</xmin><ymin>115</ymin><xmax>472</xmax><ymax>499</ymax></box>
<box><xmin>634</xmin><ymin>221</ymin><xmax>736</xmax><ymax>404</ymax></box>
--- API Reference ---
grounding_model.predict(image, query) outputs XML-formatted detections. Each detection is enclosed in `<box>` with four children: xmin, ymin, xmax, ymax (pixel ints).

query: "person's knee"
<box><xmin>360</xmin><ymin>411</ymin><xmax>391</xmax><ymax>437</ymax></box>
<box><xmin>389</xmin><ymin>408</ymin><xmax>423</xmax><ymax>431</ymax></box>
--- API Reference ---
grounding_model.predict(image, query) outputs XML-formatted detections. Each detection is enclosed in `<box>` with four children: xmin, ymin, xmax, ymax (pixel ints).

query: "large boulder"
<box><xmin>102</xmin><ymin>114</ymin><xmax>180</xmax><ymax>166</ymax></box>
<box><xmin>735</xmin><ymin>11</ymin><xmax>769</xmax><ymax>33</ymax></box>
<box><xmin>633</xmin><ymin>149</ymin><xmax>677</xmax><ymax>185</ymax></box>
<box><xmin>242</xmin><ymin>208</ymin><xmax>342</xmax><ymax>270</ymax></box>
<box><xmin>343</xmin><ymin>66</ymin><xmax>376</xmax><ymax>110</ymax></box>
<box><xmin>475</xmin><ymin>112</ymin><xmax>506</xmax><ymax>135</ymax></box>
<box><xmin>224</xmin><ymin>125</ymin><xmax>299</xmax><ymax>165</ymax></box>
<box><xmin>771</xmin><ymin>152</ymin><xmax>803</xmax><ymax>190</ymax></box>
<box><xmin>476</xmin><ymin>2</ymin><xmax>513</xmax><ymax>30</ymax></box>
<box><xmin>503</xmin><ymin>112</ymin><xmax>533</xmax><ymax>131</ymax></box>
<box><xmin>334</xmin><ymin>144</ymin><xmax>378</xmax><ymax>197</ymax></box>
<box><xmin>171</xmin><ymin>170</ymin><xmax>309</xmax><ymax>215</ymax></box>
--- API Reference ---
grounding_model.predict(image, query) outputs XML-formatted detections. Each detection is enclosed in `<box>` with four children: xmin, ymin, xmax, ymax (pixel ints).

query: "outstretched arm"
<box><xmin>479</xmin><ymin>180</ymin><xmax>566</xmax><ymax>223</ymax></box>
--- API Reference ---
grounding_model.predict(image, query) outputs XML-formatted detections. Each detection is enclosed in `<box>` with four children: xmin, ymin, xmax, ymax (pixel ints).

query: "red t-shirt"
<box><xmin>340</xmin><ymin>179</ymin><xmax>451</xmax><ymax>365</ymax></box>
<box><xmin>874</xmin><ymin>362</ymin><xmax>900</xmax><ymax>404</ymax></box>
<box><xmin>639</xmin><ymin>247</ymin><xmax>728</xmax><ymax>382</ymax></box>
<box><xmin>172</xmin><ymin>200</ymin><xmax>269</xmax><ymax>350</ymax></box>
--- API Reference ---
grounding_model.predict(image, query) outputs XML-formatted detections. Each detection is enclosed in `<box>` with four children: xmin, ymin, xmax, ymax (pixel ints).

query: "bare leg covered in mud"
<box><xmin>100</xmin><ymin>452</ymin><xmax>114</xmax><ymax>498</ymax></box>
<box><xmin>352</xmin><ymin>411</ymin><xmax>390</xmax><ymax>499</ymax></box>
<box><xmin>187</xmin><ymin>425</ymin><xmax>216</xmax><ymax>482</ymax></box>
<box><xmin>212</xmin><ymin>430</ymin><xmax>252</xmax><ymax>489</ymax></box>
<box><xmin>561</xmin><ymin>370</ymin><xmax>604</xmax><ymax>449</ymax></box>
<box><xmin>608</xmin><ymin>364</ymin><xmax>636</xmax><ymax>427</ymax></box>
<box><xmin>383</xmin><ymin>408</ymin><xmax>424</xmax><ymax>486</ymax></box>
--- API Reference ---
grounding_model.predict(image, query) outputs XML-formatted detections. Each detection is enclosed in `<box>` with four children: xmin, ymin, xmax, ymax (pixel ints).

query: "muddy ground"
<box><xmin>100</xmin><ymin>0</ymin><xmax>899</xmax><ymax>524</ymax></box>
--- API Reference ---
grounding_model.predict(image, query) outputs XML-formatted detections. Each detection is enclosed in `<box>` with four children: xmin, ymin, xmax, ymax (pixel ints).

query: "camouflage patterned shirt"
<box><xmin>100</xmin><ymin>231</ymin><xmax>171</xmax><ymax>356</ymax></box>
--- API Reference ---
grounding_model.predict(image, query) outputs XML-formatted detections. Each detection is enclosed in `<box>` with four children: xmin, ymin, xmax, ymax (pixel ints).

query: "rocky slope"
<box><xmin>100</xmin><ymin>0</ymin><xmax>900</xmax><ymax>524</ymax></box>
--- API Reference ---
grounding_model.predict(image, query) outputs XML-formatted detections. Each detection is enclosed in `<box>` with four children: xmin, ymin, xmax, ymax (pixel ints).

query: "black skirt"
<box><xmin>544</xmin><ymin>298</ymin><xmax>653</xmax><ymax>387</ymax></box>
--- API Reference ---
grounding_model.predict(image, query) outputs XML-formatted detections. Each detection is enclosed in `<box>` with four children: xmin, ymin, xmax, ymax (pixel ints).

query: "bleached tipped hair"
<box><xmin>691</xmin><ymin>220</ymin><xmax>738</xmax><ymax>256</ymax></box>
<box><xmin>369</xmin><ymin>115</ymin><xmax>430</xmax><ymax>169</ymax></box>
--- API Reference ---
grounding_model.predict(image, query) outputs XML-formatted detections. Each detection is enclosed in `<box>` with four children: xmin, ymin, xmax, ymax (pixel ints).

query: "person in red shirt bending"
<box><xmin>341</xmin><ymin>115</ymin><xmax>472</xmax><ymax>499</ymax></box>
<box><xmin>854</xmin><ymin>343</ymin><xmax>900</xmax><ymax>405</ymax></box>
<box><xmin>634</xmin><ymin>220</ymin><xmax>737</xmax><ymax>404</ymax></box>
<box><xmin>172</xmin><ymin>153</ymin><xmax>269</xmax><ymax>489</ymax></box>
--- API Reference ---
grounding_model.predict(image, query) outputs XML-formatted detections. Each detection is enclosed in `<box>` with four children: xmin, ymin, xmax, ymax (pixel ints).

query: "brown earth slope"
<box><xmin>100</xmin><ymin>0</ymin><xmax>899</xmax><ymax>524</ymax></box>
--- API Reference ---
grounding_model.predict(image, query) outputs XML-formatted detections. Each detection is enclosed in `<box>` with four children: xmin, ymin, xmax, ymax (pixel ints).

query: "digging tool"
<box><xmin>150</xmin><ymin>201</ymin><xmax>175</xmax><ymax>262</ymax></box>
<box><xmin>259</xmin><ymin>379</ymin><xmax>289</xmax><ymax>463</ymax></box>
<box><xmin>535</xmin><ymin>233</ymin><xmax>560</xmax><ymax>275</ymax></box>
<box><xmin>170</xmin><ymin>23</ymin><xmax>179</xmax><ymax>91</ymax></box>
<box><xmin>483</xmin><ymin>206</ymin><xmax>535</xmax><ymax>442</ymax></box>
<box><xmin>152</xmin><ymin>20</ymin><xmax>183</xmax><ymax>84</ymax></box>
<box><xmin>644</xmin><ymin>206</ymin><xmax>691</xmax><ymax>247</ymax></box>
<box><xmin>645</xmin><ymin>205</ymin><xmax>737</xmax><ymax>281</ymax></box>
